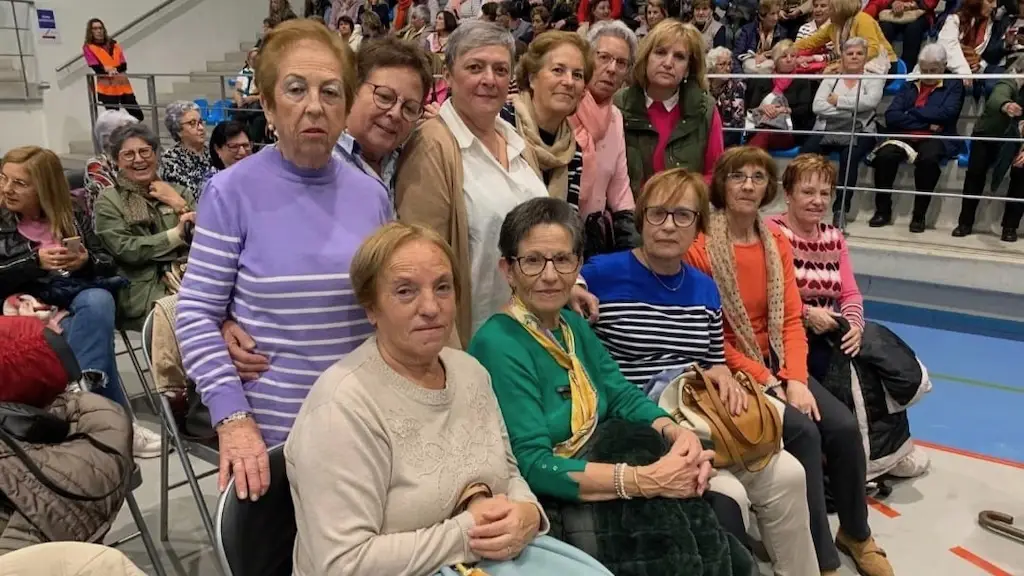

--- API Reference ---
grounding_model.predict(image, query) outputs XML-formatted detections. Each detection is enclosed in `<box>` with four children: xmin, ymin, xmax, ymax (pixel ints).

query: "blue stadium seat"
<box><xmin>958</xmin><ymin>140</ymin><xmax>971</xmax><ymax>168</ymax></box>
<box><xmin>207</xmin><ymin>99</ymin><xmax>231</xmax><ymax>124</ymax></box>
<box><xmin>884</xmin><ymin>59</ymin><xmax>907</xmax><ymax>96</ymax></box>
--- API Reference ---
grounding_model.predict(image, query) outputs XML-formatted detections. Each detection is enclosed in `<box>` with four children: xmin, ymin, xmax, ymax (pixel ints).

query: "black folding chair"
<box><xmin>214</xmin><ymin>444</ymin><xmax>295</xmax><ymax>576</ymax></box>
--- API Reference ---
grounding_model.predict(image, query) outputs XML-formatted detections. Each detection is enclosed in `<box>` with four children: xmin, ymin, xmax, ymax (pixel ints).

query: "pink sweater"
<box><xmin>647</xmin><ymin>103</ymin><xmax>724</xmax><ymax>184</ymax></box>
<box><xmin>767</xmin><ymin>215</ymin><xmax>865</xmax><ymax>329</ymax></box>
<box><xmin>575</xmin><ymin>106</ymin><xmax>635</xmax><ymax>217</ymax></box>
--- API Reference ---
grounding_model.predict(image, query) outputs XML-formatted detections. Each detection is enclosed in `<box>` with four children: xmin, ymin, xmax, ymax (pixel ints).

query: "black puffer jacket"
<box><xmin>0</xmin><ymin>206</ymin><xmax>121</xmax><ymax>307</ymax></box>
<box><xmin>819</xmin><ymin>319</ymin><xmax>931</xmax><ymax>479</ymax></box>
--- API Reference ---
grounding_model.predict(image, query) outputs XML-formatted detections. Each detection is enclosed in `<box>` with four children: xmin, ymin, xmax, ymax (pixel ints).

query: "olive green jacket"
<box><xmin>614</xmin><ymin>80</ymin><xmax>716</xmax><ymax>198</ymax></box>
<box><xmin>973</xmin><ymin>78</ymin><xmax>1024</xmax><ymax>138</ymax></box>
<box><xmin>93</xmin><ymin>183</ymin><xmax>193</xmax><ymax>329</ymax></box>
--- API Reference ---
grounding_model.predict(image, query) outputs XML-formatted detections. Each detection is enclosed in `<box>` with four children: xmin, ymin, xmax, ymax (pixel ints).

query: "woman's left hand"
<box><xmin>840</xmin><ymin>323</ymin><xmax>863</xmax><ymax>356</ymax></box>
<box><xmin>149</xmin><ymin>181</ymin><xmax>188</xmax><ymax>212</ymax></box>
<box><xmin>63</xmin><ymin>247</ymin><xmax>90</xmax><ymax>272</ymax></box>
<box><xmin>666</xmin><ymin>426</ymin><xmax>704</xmax><ymax>459</ymax></box>
<box><xmin>786</xmin><ymin>380</ymin><xmax>821</xmax><ymax>422</ymax></box>
<box><xmin>468</xmin><ymin>496</ymin><xmax>540</xmax><ymax>560</ymax></box>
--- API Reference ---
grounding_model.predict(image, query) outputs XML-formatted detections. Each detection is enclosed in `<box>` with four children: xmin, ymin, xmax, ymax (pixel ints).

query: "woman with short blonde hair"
<box><xmin>615</xmin><ymin>20</ymin><xmax>723</xmax><ymax>197</ymax></box>
<box><xmin>794</xmin><ymin>0</ymin><xmax>895</xmax><ymax>72</ymax></box>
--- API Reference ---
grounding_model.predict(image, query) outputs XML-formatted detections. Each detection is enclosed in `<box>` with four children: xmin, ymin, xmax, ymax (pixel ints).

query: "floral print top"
<box><xmin>712</xmin><ymin>79</ymin><xmax>747</xmax><ymax>132</ymax></box>
<box><xmin>158</xmin><ymin>143</ymin><xmax>212</xmax><ymax>205</ymax></box>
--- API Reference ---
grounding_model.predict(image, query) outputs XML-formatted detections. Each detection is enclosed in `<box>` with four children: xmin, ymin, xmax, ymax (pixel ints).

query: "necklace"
<box><xmin>637</xmin><ymin>249</ymin><xmax>685</xmax><ymax>292</ymax></box>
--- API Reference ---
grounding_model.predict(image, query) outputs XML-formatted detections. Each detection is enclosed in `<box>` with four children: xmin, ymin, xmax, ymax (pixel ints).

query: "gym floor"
<box><xmin>103</xmin><ymin>316</ymin><xmax>1024</xmax><ymax>576</ymax></box>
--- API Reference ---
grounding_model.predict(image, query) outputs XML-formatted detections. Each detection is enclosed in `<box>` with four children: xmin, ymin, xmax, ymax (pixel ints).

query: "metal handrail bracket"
<box><xmin>55</xmin><ymin>0</ymin><xmax>184</xmax><ymax>73</ymax></box>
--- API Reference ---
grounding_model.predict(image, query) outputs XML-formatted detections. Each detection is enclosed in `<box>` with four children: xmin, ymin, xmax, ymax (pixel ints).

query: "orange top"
<box><xmin>684</xmin><ymin>229</ymin><xmax>809</xmax><ymax>385</ymax></box>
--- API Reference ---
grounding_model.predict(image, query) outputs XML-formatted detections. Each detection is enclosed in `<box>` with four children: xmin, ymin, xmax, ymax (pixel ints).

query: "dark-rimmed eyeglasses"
<box><xmin>365</xmin><ymin>82</ymin><xmax>424</xmax><ymax>122</ymax></box>
<box><xmin>511</xmin><ymin>253</ymin><xmax>581</xmax><ymax>276</ymax></box>
<box><xmin>644</xmin><ymin>206</ymin><xmax>698</xmax><ymax>228</ymax></box>
<box><xmin>727</xmin><ymin>171</ymin><xmax>769</xmax><ymax>186</ymax></box>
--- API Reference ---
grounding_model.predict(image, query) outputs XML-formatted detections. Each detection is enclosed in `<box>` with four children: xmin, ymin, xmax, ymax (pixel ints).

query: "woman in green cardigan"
<box><xmin>468</xmin><ymin>197</ymin><xmax>755</xmax><ymax>576</ymax></box>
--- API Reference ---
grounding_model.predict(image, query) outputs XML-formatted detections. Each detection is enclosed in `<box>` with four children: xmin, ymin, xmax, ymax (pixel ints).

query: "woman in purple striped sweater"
<box><xmin>176</xmin><ymin>20</ymin><xmax>390</xmax><ymax>501</ymax></box>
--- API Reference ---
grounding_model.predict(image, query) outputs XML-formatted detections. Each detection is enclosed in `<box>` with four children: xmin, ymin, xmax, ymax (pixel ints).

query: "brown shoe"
<box><xmin>835</xmin><ymin>530</ymin><xmax>894</xmax><ymax>576</ymax></box>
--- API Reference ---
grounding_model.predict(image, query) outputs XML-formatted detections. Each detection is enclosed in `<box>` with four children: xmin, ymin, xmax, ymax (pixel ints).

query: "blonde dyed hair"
<box><xmin>351</xmin><ymin>222</ymin><xmax>462</xmax><ymax>311</ymax></box>
<box><xmin>636</xmin><ymin>168</ymin><xmax>711</xmax><ymax>235</ymax></box>
<box><xmin>255</xmin><ymin>18</ymin><xmax>356</xmax><ymax>112</ymax></box>
<box><xmin>829</xmin><ymin>0</ymin><xmax>861</xmax><ymax>24</ymax></box>
<box><xmin>1</xmin><ymin>146</ymin><xmax>77</xmax><ymax>240</ymax></box>
<box><xmin>633</xmin><ymin>20</ymin><xmax>708</xmax><ymax>91</ymax></box>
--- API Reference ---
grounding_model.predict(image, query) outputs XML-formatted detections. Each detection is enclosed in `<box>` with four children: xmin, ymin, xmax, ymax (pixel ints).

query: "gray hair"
<box><xmin>411</xmin><ymin>5</ymin><xmax>430</xmax><ymax>23</ymax></box>
<box><xmin>587</xmin><ymin>20</ymin><xmax>638</xmax><ymax>64</ymax></box>
<box><xmin>917</xmin><ymin>43</ymin><xmax>947</xmax><ymax>65</ymax></box>
<box><xmin>706</xmin><ymin>46</ymin><xmax>732</xmax><ymax>69</ymax></box>
<box><xmin>93</xmin><ymin>109</ymin><xmax>138</xmax><ymax>154</ymax></box>
<box><xmin>164</xmin><ymin>100</ymin><xmax>200</xmax><ymax>142</ymax></box>
<box><xmin>444</xmin><ymin>20</ymin><xmax>516</xmax><ymax>71</ymax></box>
<box><xmin>107</xmin><ymin>123</ymin><xmax>161</xmax><ymax>159</ymax></box>
<box><xmin>842</xmin><ymin>36</ymin><xmax>868</xmax><ymax>52</ymax></box>
<box><xmin>498</xmin><ymin>197</ymin><xmax>584</xmax><ymax>259</ymax></box>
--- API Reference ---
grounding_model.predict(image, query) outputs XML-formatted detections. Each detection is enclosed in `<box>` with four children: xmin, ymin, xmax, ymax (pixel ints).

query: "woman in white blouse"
<box><xmin>396</xmin><ymin>20</ymin><xmax>549</xmax><ymax>347</ymax></box>
<box><xmin>798</xmin><ymin>37</ymin><xmax>883</xmax><ymax>226</ymax></box>
<box><xmin>934</xmin><ymin>0</ymin><xmax>1002</xmax><ymax>96</ymax></box>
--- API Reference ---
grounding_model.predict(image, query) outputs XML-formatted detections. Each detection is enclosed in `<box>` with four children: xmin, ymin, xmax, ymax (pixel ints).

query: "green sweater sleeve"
<box><xmin>568</xmin><ymin>313</ymin><xmax>670</xmax><ymax>426</ymax></box>
<box><xmin>468</xmin><ymin>318</ymin><xmax>589</xmax><ymax>501</ymax></box>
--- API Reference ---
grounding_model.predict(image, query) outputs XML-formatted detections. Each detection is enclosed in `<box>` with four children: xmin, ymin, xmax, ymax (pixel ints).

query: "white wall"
<box><xmin>0</xmin><ymin>0</ymin><xmax>264</xmax><ymax>154</ymax></box>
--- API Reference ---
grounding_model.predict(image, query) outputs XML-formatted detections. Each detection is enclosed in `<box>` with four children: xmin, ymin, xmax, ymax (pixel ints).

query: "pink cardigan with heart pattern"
<box><xmin>767</xmin><ymin>214</ymin><xmax>865</xmax><ymax>329</ymax></box>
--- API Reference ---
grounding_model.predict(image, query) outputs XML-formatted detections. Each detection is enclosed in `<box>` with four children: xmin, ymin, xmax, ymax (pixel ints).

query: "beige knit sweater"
<box><xmin>285</xmin><ymin>337</ymin><xmax>546</xmax><ymax>576</ymax></box>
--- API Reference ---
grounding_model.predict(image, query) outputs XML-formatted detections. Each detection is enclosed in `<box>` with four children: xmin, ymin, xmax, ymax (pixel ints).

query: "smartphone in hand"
<box><xmin>62</xmin><ymin>236</ymin><xmax>84</xmax><ymax>254</ymax></box>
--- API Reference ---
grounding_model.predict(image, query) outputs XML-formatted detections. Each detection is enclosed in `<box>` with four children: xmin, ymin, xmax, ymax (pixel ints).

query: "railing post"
<box><xmin>840</xmin><ymin>75</ymin><xmax>862</xmax><ymax>231</ymax></box>
<box><xmin>87</xmin><ymin>74</ymin><xmax>100</xmax><ymax>153</ymax></box>
<box><xmin>147</xmin><ymin>75</ymin><xmax>161</xmax><ymax>141</ymax></box>
<box><xmin>11</xmin><ymin>0</ymin><xmax>29</xmax><ymax>99</ymax></box>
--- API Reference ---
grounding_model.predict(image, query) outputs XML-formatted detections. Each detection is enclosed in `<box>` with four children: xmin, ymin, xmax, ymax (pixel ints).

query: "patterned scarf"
<box><xmin>504</xmin><ymin>294</ymin><xmax>597</xmax><ymax>457</ymax></box>
<box><xmin>705</xmin><ymin>210</ymin><xmax>786</xmax><ymax>372</ymax></box>
<box><xmin>116</xmin><ymin>173</ymin><xmax>155</xmax><ymax>227</ymax></box>
<box><xmin>512</xmin><ymin>92</ymin><xmax>577</xmax><ymax>200</ymax></box>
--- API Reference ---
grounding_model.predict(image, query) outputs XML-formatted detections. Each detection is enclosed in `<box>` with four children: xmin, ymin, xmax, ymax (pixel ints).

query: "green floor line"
<box><xmin>932</xmin><ymin>373</ymin><xmax>1024</xmax><ymax>394</ymax></box>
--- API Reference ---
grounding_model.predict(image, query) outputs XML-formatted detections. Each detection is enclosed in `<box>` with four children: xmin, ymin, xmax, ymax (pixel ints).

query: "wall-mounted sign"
<box><xmin>36</xmin><ymin>7</ymin><xmax>60</xmax><ymax>44</ymax></box>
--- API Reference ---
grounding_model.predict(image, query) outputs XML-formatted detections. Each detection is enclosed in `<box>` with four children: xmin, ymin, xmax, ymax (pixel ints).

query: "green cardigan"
<box><xmin>468</xmin><ymin>310</ymin><xmax>670</xmax><ymax>501</ymax></box>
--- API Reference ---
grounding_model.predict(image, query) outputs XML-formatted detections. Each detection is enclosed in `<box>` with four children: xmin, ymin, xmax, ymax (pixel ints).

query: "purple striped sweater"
<box><xmin>176</xmin><ymin>147</ymin><xmax>391</xmax><ymax>445</ymax></box>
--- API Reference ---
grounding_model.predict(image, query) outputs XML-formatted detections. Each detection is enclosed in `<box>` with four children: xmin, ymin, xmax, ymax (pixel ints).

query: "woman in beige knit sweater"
<box><xmin>284</xmin><ymin>222</ymin><xmax>612</xmax><ymax>576</ymax></box>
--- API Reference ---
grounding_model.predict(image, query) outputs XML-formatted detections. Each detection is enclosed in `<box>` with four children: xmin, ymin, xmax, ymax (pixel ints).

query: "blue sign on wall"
<box><xmin>36</xmin><ymin>7</ymin><xmax>60</xmax><ymax>43</ymax></box>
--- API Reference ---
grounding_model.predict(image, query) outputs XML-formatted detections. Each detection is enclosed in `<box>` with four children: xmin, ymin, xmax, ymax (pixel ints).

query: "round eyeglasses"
<box><xmin>727</xmin><ymin>171</ymin><xmax>769</xmax><ymax>186</ymax></box>
<box><xmin>365</xmin><ymin>82</ymin><xmax>424</xmax><ymax>123</ymax></box>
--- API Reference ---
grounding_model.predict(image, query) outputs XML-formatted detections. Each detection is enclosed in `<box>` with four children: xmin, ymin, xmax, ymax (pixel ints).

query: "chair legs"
<box><xmin>124</xmin><ymin>490</ymin><xmax>169</xmax><ymax>576</ymax></box>
<box><xmin>161</xmin><ymin>394</ymin><xmax>218</xmax><ymax>545</ymax></box>
<box><xmin>119</xmin><ymin>330</ymin><xmax>160</xmax><ymax>415</ymax></box>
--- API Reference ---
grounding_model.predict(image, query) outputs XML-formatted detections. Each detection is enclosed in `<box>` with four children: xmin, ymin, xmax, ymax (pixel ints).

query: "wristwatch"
<box><xmin>216</xmin><ymin>411</ymin><xmax>252</xmax><ymax>430</ymax></box>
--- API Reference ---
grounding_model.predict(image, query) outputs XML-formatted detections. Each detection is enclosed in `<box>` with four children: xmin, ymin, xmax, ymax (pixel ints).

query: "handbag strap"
<box><xmin>0</xmin><ymin>424</ymin><xmax>131</xmax><ymax>502</ymax></box>
<box><xmin>693</xmin><ymin>366</ymin><xmax>770</xmax><ymax>446</ymax></box>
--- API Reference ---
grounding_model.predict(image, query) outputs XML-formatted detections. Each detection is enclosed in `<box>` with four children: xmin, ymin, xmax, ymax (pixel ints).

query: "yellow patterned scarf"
<box><xmin>505</xmin><ymin>295</ymin><xmax>597</xmax><ymax>457</ymax></box>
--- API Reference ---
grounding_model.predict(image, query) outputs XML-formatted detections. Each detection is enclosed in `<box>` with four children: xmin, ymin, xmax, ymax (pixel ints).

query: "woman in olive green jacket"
<box><xmin>94</xmin><ymin>123</ymin><xmax>195</xmax><ymax>330</ymax></box>
<box><xmin>614</xmin><ymin>20</ymin><xmax>724</xmax><ymax>198</ymax></box>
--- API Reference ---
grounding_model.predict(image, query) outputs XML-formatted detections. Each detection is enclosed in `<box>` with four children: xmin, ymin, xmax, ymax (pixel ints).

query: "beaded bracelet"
<box><xmin>614</xmin><ymin>463</ymin><xmax>632</xmax><ymax>500</ymax></box>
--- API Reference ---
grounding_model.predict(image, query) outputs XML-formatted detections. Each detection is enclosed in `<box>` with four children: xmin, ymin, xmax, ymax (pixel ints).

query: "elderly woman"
<box><xmin>573</xmin><ymin>169</ymin><xmax>817</xmax><ymax>575</ymax></box>
<box><xmin>706</xmin><ymin>47</ymin><xmax>745</xmax><ymax>148</ymax></box>
<box><xmin>693</xmin><ymin>0</ymin><xmax>727</xmax><ymax>50</ymax></box>
<box><xmin>569</xmin><ymin>21</ymin><xmax>639</xmax><ymax>259</ymax></box>
<box><xmin>794</xmin><ymin>0</ymin><xmax>896</xmax><ymax>73</ymax></box>
<box><xmin>767</xmin><ymin>155</ymin><xmax>931</xmax><ymax>480</ymax></box>
<box><xmin>84</xmin><ymin>109</ymin><xmax>138</xmax><ymax>209</ymax></box>
<box><xmin>176</xmin><ymin>19</ymin><xmax>391</xmax><ymax>501</ymax></box>
<box><xmin>500</xmin><ymin>32</ymin><xmax>588</xmax><ymax>205</ymax></box>
<box><xmin>159</xmin><ymin>100</ymin><xmax>212</xmax><ymax>204</ymax></box>
<box><xmin>616</xmin><ymin>20</ymin><xmax>724</xmax><ymax>195</ymax></box>
<box><xmin>399</xmin><ymin>4</ymin><xmax>431</xmax><ymax>43</ymax></box>
<box><xmin>935</xmin><ymin>0</ymin><xmax>1005</xmax><ymax>95</ymax></box>
<box><xmin>94</xmin><ymin>123</ymin><xmax>194</xmax><ymax>330</ymax></box>
<box><xmin>468</xmin><ymin>197</ymin><xmax>755</xmax><ymax>576</ymax></box>
<box><xmin>799</xmin><ymin>37</ymin><xmax>883</xmax><ymax>226</ymax></box>
<box><xmin>531</xmin><ymin>5</ymin><xmax>551</xmax><ymax>37</ymax></box>
<box><xmin>285</xmin><ymin>222</ymin><xmax>612</xmax><ymax>576</ymax></box>
<box><xmin>208</xmin><ymin>120</ymin><xmax>253</xmax><ymax>179</ymax></box>
<box><xmin>869</xmin><ymin>44</ymin><xmax>965</xmax><ymax>231</ymax></box>
<box><xmin>744</xmin><ymin>40</ymin><xmax>817</xmax><ymax>151</ymax></box>
<box><xmin>685</xmin><ymin>146</ymin><xmax>894</xmax><ymax>576</ymax></box>
<box><xmin>733</xmin><ymin>0</ymin><xmax>786</xmax><ymax>73</ymax></box>
<box><xmin>396</xmin><ymin>21</ymin><xmax>549</xmax><ymax>345</ymax></box>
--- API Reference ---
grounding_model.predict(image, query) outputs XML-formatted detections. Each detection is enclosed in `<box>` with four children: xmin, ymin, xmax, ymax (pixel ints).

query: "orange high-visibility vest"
<box><xmin>86</xmin><ymin>43</ymin><xmax>134</xmax><ymax>97</ymax></box>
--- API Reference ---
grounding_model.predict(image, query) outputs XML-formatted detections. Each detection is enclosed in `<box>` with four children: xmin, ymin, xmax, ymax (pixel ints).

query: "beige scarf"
<box><xmin>705</xmin><ymin>210</ymin><xmax>786</xmax><ymax>373</ymax></box>
<box><xmin>512</xmin><ymin>92</ymin><xmax>577</xmax><ymax>200</ymax></box>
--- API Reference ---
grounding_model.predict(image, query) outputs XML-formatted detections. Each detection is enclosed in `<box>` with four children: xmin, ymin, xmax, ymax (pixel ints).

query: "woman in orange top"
<box><xmin>685</xmin><ymin>147</ymin><xmax>894</xmax><ymax>576</ymax></box>
<box><xmin>82</xmin><ymin>19</ymin><xmax>143</xmax><ymax>122</ymax></box>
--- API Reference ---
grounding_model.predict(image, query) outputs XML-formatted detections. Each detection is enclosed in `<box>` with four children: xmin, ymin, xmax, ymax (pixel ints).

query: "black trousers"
<box><xmin>801</xmin><ymin>135</ymin><xmax>876</xmax><ymax>214</ymax></box>
<box><xmin>769</xmin><ymin>377</ymin><xmax>871</xmax><ymax>572</ymax></box>
<box><xmin>97</xmin><ymin>92</ymin><xmax>144</xmax><ymax>122</ymax></box>
<box><xmin>705</xmin><ymin>490</ymin><xmax>749</xmax><ymax>549</ymax></box>
<box><xmin>879</xmin><ymin>15</ymin><xmax>928</xmax><ymax>71</ymax></box>
<box><xmin>872</xmin><ymin>138</ymin><xmax>947</xmax><ymax>220</ymax></box>
<box><xmin>959</xmin><ymin>140</ymin><xmax>1024</xmax><ymax>230</ymax></box>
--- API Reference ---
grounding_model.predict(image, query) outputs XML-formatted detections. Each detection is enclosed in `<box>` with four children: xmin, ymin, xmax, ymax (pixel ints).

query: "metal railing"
<box><xmin>0</xmin><ymin>0</ymin><xmax>40</xmax><ymax>100</ymax></box>
<box><xmin>55</xmin><ymin>0</ymin><xmax>184</xmax><ymax>74</ymax></box>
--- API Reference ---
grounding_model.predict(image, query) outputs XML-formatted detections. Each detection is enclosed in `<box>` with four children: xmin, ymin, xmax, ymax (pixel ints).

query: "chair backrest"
<box><xmin>141</xmin><ymin>309</ymin><xmax>156</xmax><ymax>373</ymax></box>
<box><xmin>215</xmin><ymin>444</ymin><xmax>296</xmax><ymax>576</ymax></box>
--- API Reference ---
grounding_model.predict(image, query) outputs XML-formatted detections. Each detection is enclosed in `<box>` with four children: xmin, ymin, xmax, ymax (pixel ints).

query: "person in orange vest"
<box><xmin>82</xmin><ymin>18</ymin><xmax>144</xmax><ymax>122</ymax></box>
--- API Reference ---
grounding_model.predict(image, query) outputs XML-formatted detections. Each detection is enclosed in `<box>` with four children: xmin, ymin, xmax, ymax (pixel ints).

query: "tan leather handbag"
<box><xmin>658</xmin><ymin>366</ymin><xmax>783</xmax><ymax>473</ymax></box>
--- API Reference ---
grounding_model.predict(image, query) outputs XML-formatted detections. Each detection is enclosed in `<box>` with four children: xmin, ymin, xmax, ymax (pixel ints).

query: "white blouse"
<box><xmin>439</xmin><ymin>101</ymin><xmax>548</xmax><ymax>334</ymax></box>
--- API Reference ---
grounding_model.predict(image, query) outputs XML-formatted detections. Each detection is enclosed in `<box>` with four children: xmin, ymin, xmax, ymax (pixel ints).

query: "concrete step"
<box><xmin>223</xmin><ymin>51</ymin><xmax>249</xmax><ymax>63</ymax></box>
<box><xmin>0</xmin><ymin>58</ymin><xmax>14</xmax><ymax>70</ymax></box>
<box><xmin>207</xmin><ymin>60</ymin><xmax>243</xmax><ymax>73</ymax></box>
<box><xmin>68</xmin><ymin>140</ymin><xmax>95</xmax><ymax>156</ymax></box>
<box><xmin>0</xmin><ymin>82</ymin><xmax>44</xmax><ymax>100</ymax></box>
<box><xmin>0</xmin><ymin>68</ymin><xmax>24</xmax><ymax>82</ymax></box>
<box><xmin>240</xmin><ymin>41</ymin><xmax>257</xmax><ymax>52</ymax></box>
<box><xmin>60</xmin><ymin>153</ymin><xmax>90</xmax><ymax>171</ymax></box>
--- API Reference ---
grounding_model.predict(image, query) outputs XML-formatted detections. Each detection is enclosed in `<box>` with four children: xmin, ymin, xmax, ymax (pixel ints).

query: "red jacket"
<box><xmin>862</xmin><ymin>0</ymin><xmax>939</xmax><ymax>21</ymax></box>
<box><xmin>576</xmin><ymin>0</ymin><xmax>623</xmax><ymax>25</ymax></box>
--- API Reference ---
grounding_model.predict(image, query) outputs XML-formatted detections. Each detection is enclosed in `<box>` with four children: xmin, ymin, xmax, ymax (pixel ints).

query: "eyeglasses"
<box><xmin>118</xmin><ymin>147</ymin><xmax>155</xmax><ymax>162</ymax></box>
<box><xmin>644</xmin><ymin>206</ymin><xmax>698</xmax><ymax>228</ymax></box>
<box><xmin>0</xmin><ymin>173</ymin><xmax>30</xmax><ymax>193</ymax></box>
<box><xmin>512</xmin><ymin>253</ymin><xmax>581</xmax><ymax>276</ymax></box>
<box><xmin>226</xmin><ymin>141</ymin><xmax>252</xmax><ymax>153</ymax></box>
<box><xmin>727</xmin><ymin>171</ymin><xmax>769</xmax><ymax>186</ymax></box>
<box><xmin>182</xmin><ymin>118</ymin><xmax>203</xmax><ymax>130</ymax></box>
<box><xmin>594</xmin><ymin>50</ymin><xmax>630</xmax><ymax>71</ymax></box>
<box><xmin>365</xmin><ymin>82</ymin><xmax>424</xmax><ymax>122</ymax></box>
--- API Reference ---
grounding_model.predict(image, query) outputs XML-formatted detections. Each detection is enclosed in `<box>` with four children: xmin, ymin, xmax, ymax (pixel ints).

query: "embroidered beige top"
<box><xmin>284</xmin><ymin>337</ymin><xmax>547</xmax><ymax>576</ymax></box>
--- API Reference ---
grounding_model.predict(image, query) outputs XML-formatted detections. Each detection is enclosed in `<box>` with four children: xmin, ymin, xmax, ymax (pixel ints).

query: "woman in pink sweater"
<box><xmin>767</xmin><ymin>153</ymin><xmax>864</xmax><ymax>383</ymax></box>
<box><xmin>570</xmin><ymin>21</ymin><xmax>639</xmax><ymax>259</ymax></box>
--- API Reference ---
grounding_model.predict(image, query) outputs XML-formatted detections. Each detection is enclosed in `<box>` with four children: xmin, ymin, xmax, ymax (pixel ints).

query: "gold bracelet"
<box><xmin>632</xmin><ymin>465</ymin><xmax>648</xmax><ymax>499</ymax></box>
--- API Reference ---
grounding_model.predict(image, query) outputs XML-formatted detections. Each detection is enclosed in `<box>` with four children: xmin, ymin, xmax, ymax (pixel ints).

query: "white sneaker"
<box><xmin>133</xmin><ymin>423</ymin><xmax>162</xmax><ymax>459</ymax></box>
